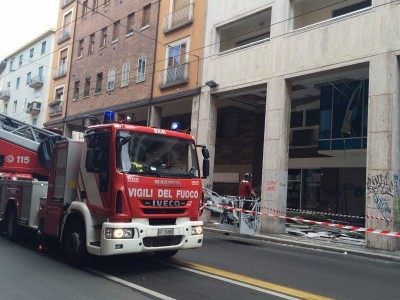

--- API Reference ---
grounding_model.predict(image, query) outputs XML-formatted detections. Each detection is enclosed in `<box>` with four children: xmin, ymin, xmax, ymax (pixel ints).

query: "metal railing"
<box><xmin>163</xmin><ymin>3</ymin><xmax>194</xmax><ymax>33</ymax></box>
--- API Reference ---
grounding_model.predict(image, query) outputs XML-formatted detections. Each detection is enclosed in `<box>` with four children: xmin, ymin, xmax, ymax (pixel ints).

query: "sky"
<box><xmin>0</xmin><ymin>0</ymin><xmax>59</xmax><ymax>60</ymax></box>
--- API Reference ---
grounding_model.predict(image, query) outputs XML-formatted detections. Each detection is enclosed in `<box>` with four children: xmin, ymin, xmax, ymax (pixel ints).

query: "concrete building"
<box><xmin>61</xmin><ymin>0</ymin><xmax>160</xmax><ymax>136</ymax></box>
<box><xmin>45</xmin><ymin>0</ymin><xmax>78</xmax><ymax>133</ymax></box>
<box><xmin>198</xmin><ymin>0</ymin><xmax>400</xmax><ymax>251</ymax></box>
<box><xmin>0</xmin><ymin>30</ymin><xmax>55</xmax><ymax>127</ymax></box>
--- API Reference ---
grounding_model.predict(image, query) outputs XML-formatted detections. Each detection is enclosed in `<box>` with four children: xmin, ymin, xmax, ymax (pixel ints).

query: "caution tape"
<box><xmin>204</xmin><ymin>203</ymin><xmax>400</xmax><ymax>238</ymax></box>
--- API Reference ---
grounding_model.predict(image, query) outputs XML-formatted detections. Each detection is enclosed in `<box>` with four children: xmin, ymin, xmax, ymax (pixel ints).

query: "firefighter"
<box><xmin>239</xmin><ymin>173</ymin><xmax>257</xmax><ymax>210</ymax></box>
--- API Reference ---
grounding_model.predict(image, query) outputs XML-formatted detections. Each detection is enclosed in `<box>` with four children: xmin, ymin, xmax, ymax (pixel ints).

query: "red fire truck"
<box><xmin>0</xmin><ymin>111</ymin><xmax>209</xmax><ymax>264</ymax></box>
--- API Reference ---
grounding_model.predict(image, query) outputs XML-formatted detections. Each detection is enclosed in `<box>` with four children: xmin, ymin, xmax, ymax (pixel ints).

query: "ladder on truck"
<box><xmin>0</xmin><ymin>113</ymin><xmax>59</xmax><ymax>152</ymax></box>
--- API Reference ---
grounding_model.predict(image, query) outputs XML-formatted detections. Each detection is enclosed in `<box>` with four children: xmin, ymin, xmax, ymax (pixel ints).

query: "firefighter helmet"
<box><xmin>244</xmin><ymin>173</ymin><xmax>252</xmax><ymax>181</ymax></box>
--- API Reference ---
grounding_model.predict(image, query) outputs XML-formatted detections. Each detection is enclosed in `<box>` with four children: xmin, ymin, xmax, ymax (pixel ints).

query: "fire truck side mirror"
<box><xmin>85</xmin><ymin>148</ymin><xmax>99</xmax><ymax>172</ymax></box>
<box><xmin>202</xmin><ymin>159</ymin><xmax>209</xmax><ymax>179</ymax></box>
<box><xmin>201</xmin><ymin>148</ymin><xmax>210</xmax><ymax>159</ymax></box>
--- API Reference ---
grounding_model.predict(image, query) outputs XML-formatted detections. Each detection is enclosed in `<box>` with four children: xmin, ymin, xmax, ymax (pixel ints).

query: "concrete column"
<box><xmin>193</xmin><ymin>90</ymin><xmax>217</xmax><ymax>223</ymax></box>
<box><xmin>148</xmin><ymin>105</ymin><xmax>162</xmax><ymax>128</ymax></box>
<box><xmin>366</xmin><ymin>53</ymin><xmax>400</xmax><ymax>251</ymax></box>
<box><xmin>260</xmin><ymin>77</ymin><xmax>291</xmax><ymax>234</ymax></box>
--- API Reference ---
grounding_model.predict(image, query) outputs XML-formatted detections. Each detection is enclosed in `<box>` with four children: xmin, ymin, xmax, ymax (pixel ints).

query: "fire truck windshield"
<box><xmin>116</xmin><ymin>130</ymin><xmax>200</xmax><ymax>178</ymax></box>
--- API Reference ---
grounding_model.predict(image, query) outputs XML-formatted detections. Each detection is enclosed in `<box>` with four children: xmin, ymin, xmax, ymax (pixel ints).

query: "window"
<box><xmin>142</xmin><ymin>4</ymin><xmax>151</xmax><ymax>28</ymax></box>
<box><xmin>13</xmin><ymin>100</ymin><xmax>18</xmax><ymax>113</ymax></box>
<box><xmin>92</xmin><ymin>0</ymin><xmax>97</xmax><ymax>12</ymax></box>
<box><xmin>82</xmin><ymin>1</ymin><xmax>88</xmax><ymax>18</ymax></box>
<box><xmin>9</xmin><ymin>60</ymin><xmax>14</xmax><ymax>72</ymax></box>
<box><xmin>121</xmin><ymin>62</ymin><xmax>130</xmax><ymax>87</ymax></box>
<box><xmin>78</xmin><ymin>39</ymin><xmax>84</xmax><ymax>58</ymax></box>
<box><xmin>137</xmin><ymin>57</ymin><xmax>146</xmax><ymax>82</ymax></box>
<box><xmin>126</xmin><ymin>12</ymin><xmax>135</xmax><ymax>35</ymax></box>
<box><xmin>100</xmin><ymin>27</ymin><xmax>107</xmax><ymax>48</ymax></box>
<box><xmin>23</xmin><ymin>97</ymin><xmax>28</xmax><ymax>109</ymax></box>
<box><xmin>38</xmin><ymin>66</ymin><xmax>44</xmax><ymax>80</ymax></box>
<box><xmin>32</xmin><ymin>118</ymin><xmax>37</xmax><ymax>126</ymax></box>
<box><xmin>107</xmin><ymin>68</ymin><xmax>116</xmax><ymax>91</ymax></box>
<box><xmin>84</xmin><ymin>77</ymin><xmax>91</xmax><ymax>97</ymax></box>
<box><xmin>26</xmin><ymin>72</ymin><xmax>31</xmax><ymax>85</ymax></box>
<box><xmin>30</xmin><ymin>48</ymin><xmax>34</xmax><ymax>59</ymax></box>
<box><xmin>89</xmin><ymin>33</ymin><xmax>95</xmax><ymax>53</ymax></box>
<box><xmin>41</xmin><ymin>41</ymin><xmax>46</xmax><ymax>54</ymax></box>
<box><xmin>16</xmin><ymin>77</ymin><xmax>20</xmax><ymax>90</ymax></box>
<box><xmin>7</xmin><ymin>82</ymin><xmax>11</xmax><ymax>90</ymax></box>
<box><xmin>74</xmin><ymin>80</ymin><xmax>80</xmax><ymax>99</ymax></box>
<box><xmin>95</xmin><ymin>72</ymin><xmax>103</xmax><ymax>94</ymax></box>
<box><xmin>4</xmin><ymin>104</ymin><xmax>8</xmax><ymax>114</ymax></box>
<box><xmin>332</xmin><ymin>0</ymin><xmax>371</xmax><ymax>18</ymax></box>
<box><xmin>112</xmin><ymin>21</ymin><xmax>120</xmax><ymax>42</ymax></box>
<box><xmin>19</xmin><ymin>55</ymin><xmax>23</xmax><ymax>67</ymax></box>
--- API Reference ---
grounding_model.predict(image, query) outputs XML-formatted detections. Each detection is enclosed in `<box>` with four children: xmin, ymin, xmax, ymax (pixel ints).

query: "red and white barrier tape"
<box><xmin>204</xmin><ymin>203</ymin><xmax>400</xmax><ymax>238</ymax></box>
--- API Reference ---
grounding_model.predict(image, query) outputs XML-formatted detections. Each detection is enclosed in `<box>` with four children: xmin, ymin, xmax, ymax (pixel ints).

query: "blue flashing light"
<box><xmin>104</xmin><ymin>111</ymin><xmax>115</xmax><ymax>124</ymax></box>
<box><xmin>171</xmin><ymin>122</ymin><xmax>181</xmax><ymax>131</ymax></box>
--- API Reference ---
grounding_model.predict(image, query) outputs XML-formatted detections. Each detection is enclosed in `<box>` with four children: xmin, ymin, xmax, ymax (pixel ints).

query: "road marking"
<box><xmin>85</xmin><ymin>267</ymin><xmax>175</xmax><ymax>300</ymax></box>
<box><xmin>165</xmin><ymin>259</ymin><xmax>333</xmax><ymax>300</ymax></box>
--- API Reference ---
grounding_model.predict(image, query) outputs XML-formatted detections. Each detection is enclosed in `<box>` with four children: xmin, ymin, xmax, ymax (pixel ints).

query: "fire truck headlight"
<box><xmin>191</xmin><ymin>226</ymin><xmax>203</xmax><ymax>235</ymax></box>
<box><xmin>105</xmin><ymin>228</ymin><xmax>134</xmax><ymax>239</ymax></box>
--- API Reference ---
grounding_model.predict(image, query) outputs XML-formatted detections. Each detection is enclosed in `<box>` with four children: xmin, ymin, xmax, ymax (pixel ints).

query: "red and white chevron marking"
<box><xmin>204</xmin><ymin>203</ymin><xmax>400</xmax><ymax>238</ymax></box>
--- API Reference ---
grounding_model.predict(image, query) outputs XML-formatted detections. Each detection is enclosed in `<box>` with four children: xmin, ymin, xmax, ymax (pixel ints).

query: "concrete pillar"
<box><xmin>260</xmin><ymin>77</ymin><xmax>291</xmax><ymax>234</ymax></box>
<box><xmin>366</xmin><ymin>53</ymin><xmax>400</xmax><ymax>251</ymax></box>
<box><xmin>148</xmin><ymin>105</ymin><xmax>162</xmax><ymax>128</ymax></box>
<box><xmin>192</xmin><ymin>90</ymin><xmax>217</xmax><ymax>223</ymax></box>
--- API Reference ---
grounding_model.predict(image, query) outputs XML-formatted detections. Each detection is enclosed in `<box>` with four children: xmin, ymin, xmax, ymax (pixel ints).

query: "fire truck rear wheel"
<box><xmin>154</xmin><ymin>250</ymin><xmax>178</xmax><ymax>258</ymax></box>
<box><xmin>5</xmin><ymin>206</ymin><xmax>19</xmax><ymax>241</ymax></box>
<box><xmin>63</xmin><ymin>219</ymin><xmax>87</xmax><ymax>265</ymax></box>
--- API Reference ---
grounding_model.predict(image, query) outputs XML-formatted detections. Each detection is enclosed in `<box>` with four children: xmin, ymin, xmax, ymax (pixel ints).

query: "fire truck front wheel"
<box><xmin>5</xmin><ymin>206</ymin><xmax>19</xmax><ymax>241</ymax></box>
<box><xmin>62</xmin><ymin>219</ymin><xmax>87</xmax><ymax>265</ymax></box>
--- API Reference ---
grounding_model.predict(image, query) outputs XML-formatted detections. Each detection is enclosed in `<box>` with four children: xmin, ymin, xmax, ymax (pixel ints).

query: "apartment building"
<box><xmin>150</xmin><ymin>0</ymin><xmax>206</xmax><ymax>132</ymax></box>
<box><xmin>45</xmin><ymin>0</ymin><xmax>78</xmax><ymax>133</ymax></box>
<box><xmin>197</xmin><ymin>0</ymin><xmax>399</xmax><ymax>250</ymax></box>
<box><xmin>63</xmin><ymin>0</ymin><xmax>159</xmax><ymax>136</ymax></box>
<box><xmin>0</xmin><ymin>30</ymin><xmax>55</xmax><ymax>127</ymax></box>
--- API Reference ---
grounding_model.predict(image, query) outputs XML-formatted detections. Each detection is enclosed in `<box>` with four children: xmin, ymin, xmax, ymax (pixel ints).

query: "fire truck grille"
<box><xmin>143</xmin><ymin>236</ymin><xmax>183</xmax><ymax>247</ymax></box>
<box><xmin>143</xmin><ymin>208</ymin><xmax>185</xmax><ymax>214</ymax></box>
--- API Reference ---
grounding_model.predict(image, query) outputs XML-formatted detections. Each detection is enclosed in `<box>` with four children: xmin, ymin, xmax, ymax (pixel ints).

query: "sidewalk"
<box><xmin>203</xmin><ymin>219</ymin><xmax>400</xmax><ymax>263</ymax></box>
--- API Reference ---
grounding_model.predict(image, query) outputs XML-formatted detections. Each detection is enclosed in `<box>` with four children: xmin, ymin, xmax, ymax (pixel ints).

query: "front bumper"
<box><xmin>93</xmin><ymin>220</ymin><xmax>203</xmax><ymax>256</ymax></box>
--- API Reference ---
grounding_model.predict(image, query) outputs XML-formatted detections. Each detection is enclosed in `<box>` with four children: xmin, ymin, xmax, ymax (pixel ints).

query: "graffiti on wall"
<box><xmin>393</xmin><ymin>174</ymin><xmax>400</xmax><ymax>223</ymax></box>
<box><xmin>366</xmin><ymin>173</ymin><xmax>392</xmax><ymax>223</ymax></box>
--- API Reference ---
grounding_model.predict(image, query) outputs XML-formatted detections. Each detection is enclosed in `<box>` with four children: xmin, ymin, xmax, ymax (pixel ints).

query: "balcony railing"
<box><xmin>29</xmin><ymin>75</ymin><xmax>44</xmax><ymax>89</ymax></box>
<box><xmin>158</xmin><ymin>62</ymin><xmax>189</xmax><ymax>89</ymax></box>
<box><xmin>61</xmin><ymin>0</ymin><xmax>74</xmax><ymax>9</ymax></box>
<box><xmin>48</xmin><ymin>98</ymin><xmax>63</xmax><ymax>117</ymax></box>
<box><xmin>53</xmin><ymin>63</ymin><xmax>67</xmax><ymax>79</ymax></box>
<box><xmin>0</xmin><ymin>90</ymin><xmax>10</xmax><ymax>100</ymax></box>
<box><xmin>26</xmin><ymin>101</ymin><xmax>41</xmax><ymax>114</ymax></box>
<box><xmin>58</xmin><ymin>27</ymin><xmax>71</xmax><ymax>44</ymax></box>
<box><xmin>163</xmin><ymin>3</ymin><xmax>194</xmax><ymax>33</ymax></box>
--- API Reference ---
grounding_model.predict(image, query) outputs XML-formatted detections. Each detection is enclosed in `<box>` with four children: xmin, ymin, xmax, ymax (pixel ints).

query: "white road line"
<box><xmin>85</xmin><ymin>267</ymin><xmax>176</xmax><ymax>300</ymax></box>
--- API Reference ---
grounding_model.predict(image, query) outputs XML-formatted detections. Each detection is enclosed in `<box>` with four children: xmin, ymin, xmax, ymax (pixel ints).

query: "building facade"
<box><xmin>197</xmin><ymin>0</ymin><xmax>400</xmax><ymax>251</ymax></box>
<box><xmin>61</xmin><ymin>0</ymin><xmax>160</xmax><ymax>136</ymax></box>
<box><xmin>0</xmin><ymin>30</ymin><xmax>55</xmax><ymax>127</ymax></box>
<box><xmin>46</xmin><ymin>0</ymin><xmax>78</xmax><ymax>132</ymax></box>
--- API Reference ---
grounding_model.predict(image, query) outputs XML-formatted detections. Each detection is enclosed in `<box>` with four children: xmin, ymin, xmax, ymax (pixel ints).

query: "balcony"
<box><xmin>58</xmin><ymin>27</ymin><xmax>71</xmax><ymax>44</ymax></box>
<box><xmin>29</xmin><ymin>75</ymin><xmax>44</xmax><ymax>89</ymax></box>
<box><xmin>53</xmin><ymin>63</ymin><xmax>67</xmax><ymax>79</ymax></box>
<box><xmin>158</xmin><ymin>63</ymin><xmax>189</xmax><ymax>89</ymax></box>
<box><xmin>291</xmin><ymin>0</ymin><xmax>371</xmax><ymax>31</ymax></box>
<box><xmin>0</xmin><ymin>90</ymin><xmax>10</xmax><ymax>100</ymax></box>
<box><xmin>48</xmin><ymin>98</ymin><xmax>63</xmax><ymax>117</ymax></box>
<box><xmin>61</xmin><ymin>0</ymin><xmax>74</xmax><ymax>9</ymax></box>
<box><xmin>163</xmin><ymin>3</ymin><xmax>194</xmax><ymax>33</ymax></box>
<box><xmin>26</xmin><ymin>101</ymin><xmax>41</xmax><ymax>114</ymax></box>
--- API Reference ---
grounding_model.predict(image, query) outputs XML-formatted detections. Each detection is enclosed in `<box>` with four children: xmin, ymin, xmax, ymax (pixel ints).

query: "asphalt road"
<box><xmin>1</xmin><ymin>230</ymin><xmax>399</xmax><ymax>300</ymax></box>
